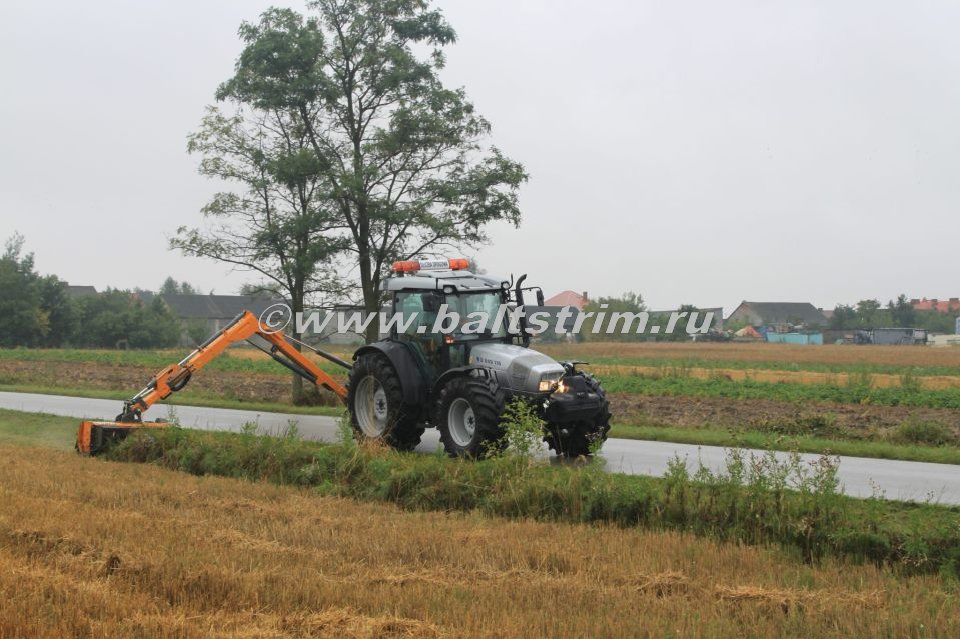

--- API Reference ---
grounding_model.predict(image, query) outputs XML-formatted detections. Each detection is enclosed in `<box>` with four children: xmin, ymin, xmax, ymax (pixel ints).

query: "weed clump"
<box><xmin>892</xmin><ymin>419</ymin><xmax>956</xmax><ymax>447</ymax></box>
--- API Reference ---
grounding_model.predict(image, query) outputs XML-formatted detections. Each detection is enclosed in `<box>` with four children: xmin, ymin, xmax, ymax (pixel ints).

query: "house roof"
<box><xmin>731</xmin><ymin>301</ymin><xmax>826</xmax><ymax>325</ymax></box>
<box><xmin>544</xmin><ymin>290</ymin><xmax>588</xmax><ymax>310</ymax></box>
<box><xmin>160</xmin><ymin>294</ymin><xmax>282</xmax><ymax>320</ymax></box>
<box><xmin>65</xmin><ymin>285</ymin><xmax>98</xmax><ymax>298</ymax></box>
<box><xmin>912</xmin><ymin>298</ymin><xmax>960</xmax><ymax>313</ymax></box>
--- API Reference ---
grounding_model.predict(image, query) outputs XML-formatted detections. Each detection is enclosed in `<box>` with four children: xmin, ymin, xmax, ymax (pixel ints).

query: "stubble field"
<box><xmin>1</xmin><ymin>443</ymin><xmax>957</xmax><ymax>638</ymax></box>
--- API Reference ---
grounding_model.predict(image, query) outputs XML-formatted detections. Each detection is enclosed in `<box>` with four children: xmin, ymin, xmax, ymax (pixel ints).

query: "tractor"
<box><xmin>76</xmin><ymin>258</ymin><xmax>610</xmax><ymax>459</ymax></box>
<box><xmin>347</xmin><ymin>258</ymin><xmax>611</xmax><ymax>457</ymax></box>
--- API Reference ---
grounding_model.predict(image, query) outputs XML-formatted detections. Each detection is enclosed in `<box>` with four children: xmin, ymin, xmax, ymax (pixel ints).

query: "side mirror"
<box><xmin>536</xmin><ymin>290</ymin><xmax>545</xmax><ymax>306</ymax></box>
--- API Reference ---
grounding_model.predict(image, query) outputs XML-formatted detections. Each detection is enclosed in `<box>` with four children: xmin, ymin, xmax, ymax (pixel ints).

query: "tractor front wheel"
<box><xmin>436</xmin><ymin>376</ymin><xmax>505</xmax><ymax>458</ymax></box>
<box><xmin>348</xmin><ymin>353</ymin><xmax>423</xmax><ymax>451</ymax></box>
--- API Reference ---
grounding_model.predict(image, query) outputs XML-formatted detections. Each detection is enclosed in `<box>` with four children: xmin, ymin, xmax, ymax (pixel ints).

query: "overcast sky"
<box><xmin>1</xmin><ymin>0</ymin><xmax>957</xmax><ymax>313</ymax></box>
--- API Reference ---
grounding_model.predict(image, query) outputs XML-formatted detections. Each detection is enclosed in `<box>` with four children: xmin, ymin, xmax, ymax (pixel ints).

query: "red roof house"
<box><xmin>911</xmin><ymin>298</ymin><xmax>960</xmax><ymax>313</ymax></box>
<box><xmin>544</xmin><ymin>290</ymin><xmax>589</xmax><ymax>310</ymax></box>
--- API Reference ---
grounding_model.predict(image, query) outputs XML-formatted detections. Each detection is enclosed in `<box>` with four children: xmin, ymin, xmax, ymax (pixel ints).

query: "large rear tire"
<box><xmin>348</xmin><ymin>353</ymin><xmax>423</xmax><ymax>451</ymax></box>
<box><xmin>436</xmin><ymin>376</ymin><xmax>505</xmax><ymax>458</ymax></box>
<box><xmin>544</xmin><ymin>372</ymin><xmax>611</xmax><ymax>458</ymax></box>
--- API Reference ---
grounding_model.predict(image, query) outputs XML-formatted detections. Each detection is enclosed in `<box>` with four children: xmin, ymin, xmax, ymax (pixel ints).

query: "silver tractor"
<box><xmin>348</xmin><ymin>259</ymin><xmax>611</xmax><ymax>457</ymax></box>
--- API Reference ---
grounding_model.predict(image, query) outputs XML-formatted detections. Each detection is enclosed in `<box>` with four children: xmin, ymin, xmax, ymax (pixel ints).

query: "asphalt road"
<box><xmin>2</xmin><ymin>391</ymin><xmax>960</xmax><ymax>505</ymax></box>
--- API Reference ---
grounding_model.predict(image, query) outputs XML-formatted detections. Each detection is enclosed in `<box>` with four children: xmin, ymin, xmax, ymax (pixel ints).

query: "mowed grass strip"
<box><xmin>1</xmin><ymin>443</ymin><xmax>958</xmax><ymax>638</ymax></box>
<box><xmin>0</xmin><ymin>408</ymin><xmax>78</xmax><ymax>451</ymax></box>
<box><xmin>103</xmin><ymin>426</ymin><xmax>960</xmax><ymax>577</ymax></box>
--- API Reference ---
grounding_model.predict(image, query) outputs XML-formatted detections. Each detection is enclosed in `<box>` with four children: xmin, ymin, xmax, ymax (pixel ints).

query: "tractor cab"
<box><xmin>384</xmin><ymin>259</ymin><xmax>515</xmax><ymax>377</ymax></box>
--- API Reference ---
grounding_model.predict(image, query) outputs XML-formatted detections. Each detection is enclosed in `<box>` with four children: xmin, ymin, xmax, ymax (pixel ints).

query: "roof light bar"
<box><xmin>392</xmin><ymin>260</ymin><xmax>421</xmax><ymax>273</ymax></box>
<box><xmin>391</xmin><ymin>258</ymin><xmax>470</xmax><ymax>274</ymax></box>
<box><xmin>447</xmin><ymin>258</ymin><xmax>469</xmax><ymax>270</ymax></box>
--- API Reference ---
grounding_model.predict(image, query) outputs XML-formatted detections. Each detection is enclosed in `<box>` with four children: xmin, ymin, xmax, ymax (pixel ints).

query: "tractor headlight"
<box><xmin>538</xmin><ymin>373</ymin><xmax>563</xmax><ymax>393</ymax></box>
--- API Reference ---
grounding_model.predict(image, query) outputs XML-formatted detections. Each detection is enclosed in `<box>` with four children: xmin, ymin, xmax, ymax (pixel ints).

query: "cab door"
<box><xmin>393</xmin><ymin>291</ymin><xmax>444</xmax><ymax>377</ymax></box>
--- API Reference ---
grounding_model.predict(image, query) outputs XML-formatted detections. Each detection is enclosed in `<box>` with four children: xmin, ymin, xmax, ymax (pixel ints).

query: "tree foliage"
<box><xmin>830</xmin><ymin>296</ymin><xmax>956</xmax><ymax>333</ymax></box>
<box><xmin>0</xmin><ymin>234</ymin><xmax>51</xmax><ymax>347</ymax></box>
<box><xmin>173</xmin><ymin>106</ymin><xmax>349</xmax><ymax>315</ymax></box>
<box><xmin>580</xmin><ymin>292</ymin><xmax>646</xmax><ymax>342</ymax></box>
<box><xmin>74</xmin><ymin>291</ymin><xmax>181</xmax><ymax>349</ymax></box>
<box><xmin>178</xmin><ymin>0</ymin><xmax>527</xmax><ymax>341</ymax></box>
<box><xmin>0</xmin><ymin>234</ymin><xmax>181</xmax><ymax>349</ymax></box>
<box><xmin>160</xmin><ymin>277</ymin><xmax>199</xmax><ymax>296</ymax></box>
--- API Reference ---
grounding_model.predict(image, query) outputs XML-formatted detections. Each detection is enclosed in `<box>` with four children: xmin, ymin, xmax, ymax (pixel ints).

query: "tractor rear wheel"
<box><xmin>436</xmin><ymin>376</ymin><xmax>505</xmax><ymax>458</ymax></box>
<box><xmin>348</xmin><ymin>353</ymin><xmax>423</xmax><ymax>451</ymax></box>
<box><xmin>544</xmin><ymin>373</ymin><xmax>611</xmax><ymax>458</ymax></box>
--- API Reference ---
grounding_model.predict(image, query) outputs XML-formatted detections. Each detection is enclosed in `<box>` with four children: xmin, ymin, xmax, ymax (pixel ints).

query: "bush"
<box><xmin>892</xmin><ymin>420</ymin><xmax>956</xmax><ymax>447</ymax></box>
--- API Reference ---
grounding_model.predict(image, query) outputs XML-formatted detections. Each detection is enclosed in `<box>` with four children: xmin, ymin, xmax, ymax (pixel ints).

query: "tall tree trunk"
<box><xmin>289</xmin><ymin>285</ymin><xmax>319</xmax><ymax>406</ymax></box>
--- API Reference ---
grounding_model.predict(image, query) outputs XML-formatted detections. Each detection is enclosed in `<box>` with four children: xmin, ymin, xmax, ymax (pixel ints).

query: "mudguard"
<box><xmin>432</xmin><ymin>366</ymin><xmax>489</xmax><ymax>398</ymax></box>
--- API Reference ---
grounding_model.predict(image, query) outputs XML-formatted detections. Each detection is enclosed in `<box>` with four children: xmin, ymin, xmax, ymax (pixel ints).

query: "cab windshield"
<box><xmin>445</xmin><ymin>291</ymin><xmax>507</xmax><ymax>340</ymax></box>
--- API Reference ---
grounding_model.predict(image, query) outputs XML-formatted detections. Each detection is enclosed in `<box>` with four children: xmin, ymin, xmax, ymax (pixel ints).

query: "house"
<box><xmin>160</xmin><ymin>294</ymin><xmax>283</xmax><ymax>345</ymax></box>
<box><xmin>911</xmin><ymin>298</ymin><xmax>960</xmax><ymax>313</ymax></box>
<box><xmin>726</xmin><ymin>301</ymin><xmax>826</xmax><ymax>328</ymax></box>
<box><xmin>64</xmin><ymin>285</ymin><xmax>98</xmax><ymax>299</ymax></box>
<box><xmin>544</xmin><ymin>290</ymin><xmax>589</xmax><ymax>311</ymax></box>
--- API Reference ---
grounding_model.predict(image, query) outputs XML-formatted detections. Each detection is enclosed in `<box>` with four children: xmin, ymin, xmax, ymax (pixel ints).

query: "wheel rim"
<box><xmin>355</xmin><ymin>376</ymin><xmax>388</xmax><ymax>437</ymax></box>
<box><xmin>447</xmin><ymin>397</ymin><xmax>476</xmax><ymax>448</ymax></box>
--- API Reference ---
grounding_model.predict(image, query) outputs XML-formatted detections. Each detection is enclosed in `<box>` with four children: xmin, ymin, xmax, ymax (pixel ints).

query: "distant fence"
<box><xmin>765</xmin><ymin>332</ymin><xmax>823</xmax><ymax>345</ymax></box>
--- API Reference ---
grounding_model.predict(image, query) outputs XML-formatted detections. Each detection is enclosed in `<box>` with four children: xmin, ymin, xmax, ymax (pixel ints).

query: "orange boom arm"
<box><xmin>76</xmin><ymin>310</ymin><xmax>349</xmax><ymax>454</ymax></box>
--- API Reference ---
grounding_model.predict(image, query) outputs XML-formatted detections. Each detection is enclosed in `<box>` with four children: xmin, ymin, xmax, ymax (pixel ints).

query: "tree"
<box><xmin>0</xmin><ymin>234</ymin><xmax>49</xmax><ymax>347</ymax></box>
<box><xmin>855</xmin><ymin>299</ymin><xmax>882</xmax><ymax>326</ymax></box>
<box><xmin>582</xmin><ymin>292</ymin><xmax>646</xmax><ymax>341</ymax></box>
<box><xmin>37</xmin><ymin>274</ymin><xmax>78</xmax><ymax>346</ymax></box>
<box><xmin>174</xmin><ymin>106</ymin><xmax>349</xmax><ymax>321</ymax></box>
<box><xmin>74</xmin><ymin>290</ymin><xmax>181</xmax><ymax>349</ymax></box>
<box><xmin>204</xmin><ymin>0</ymin><xmax>527</xmax><ymax>341</ymax></box>
<box><xmin>888</xmin><ymin>294</ymin><xmax>916</xmax><ymax>328</ymax></box>
<box><xmin>173</xmin><ymin>87</ymin><xmax>352</xmax><ymax>402</ymax></box>
<box><xmin>829</xmin><ymin>304</ymin><xmax>857</xmax><ymax>329</ymax></box>
<box><xmin>160</xmin><ymin>276</ymin><xmax>199</xmax><ymax>295</ymax></box>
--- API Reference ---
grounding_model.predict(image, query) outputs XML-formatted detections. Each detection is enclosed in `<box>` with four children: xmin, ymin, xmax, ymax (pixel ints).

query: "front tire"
<box><xmin>436</xmin><ymin>376</ymin><xmax>505</xmax><ymax>458</ymax></box>
<box><xmin>544</xmin><ymin>373</ymin><xmax>611</xmax><ymax>458</ymax></box>
<box><xmin>348</xmin><ymin>353</ymin><xmax>423</xmax><ymax>451</ymax></box>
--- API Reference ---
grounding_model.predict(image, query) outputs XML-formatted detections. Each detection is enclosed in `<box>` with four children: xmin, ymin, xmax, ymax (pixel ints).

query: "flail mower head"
<box><xmin>75</xmin><ymin>419</ymin><xmax>170</xmax><ymax>455</ymax></box>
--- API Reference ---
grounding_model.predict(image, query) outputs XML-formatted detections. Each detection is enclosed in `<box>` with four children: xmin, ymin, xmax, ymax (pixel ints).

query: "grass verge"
<box><xmin>107</xmin><ymin>426</ymin><xmax>960</xmax><ymax>579</ymax></box>
<box><xmin>0</xmin><ymin>408</ymin><xmax>77</xmax><ymax>450</ymax></box>
<box><xmin>610</xmin><ymin>423</ymin><xmax>960</xmax><ymax>465</ymax></box>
